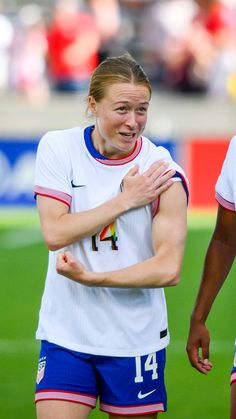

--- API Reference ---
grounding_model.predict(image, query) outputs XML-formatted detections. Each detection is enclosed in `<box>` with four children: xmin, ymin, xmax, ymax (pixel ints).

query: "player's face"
<box><xmin>88</xmin><ymin>82</ymin><xmax>150</xmax><ymax>158</ymax></box>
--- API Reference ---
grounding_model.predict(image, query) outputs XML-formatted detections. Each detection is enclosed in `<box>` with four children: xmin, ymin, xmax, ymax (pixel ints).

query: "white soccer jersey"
<box><xmin>215</xmin><ymin>135</ymin><xmax>236</xmax><ymax>211</ymax></box>
<box><xmin>34</xmin><ymin>125</ymin><xmax>188</xmax><ymax>357</ymax></box>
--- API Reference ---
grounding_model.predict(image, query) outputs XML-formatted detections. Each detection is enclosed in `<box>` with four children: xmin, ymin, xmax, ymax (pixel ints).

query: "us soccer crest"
<box><xmin>36</xmin><ymin>357</ymin><xmax>46</xmax><ymax>384</ymax></box>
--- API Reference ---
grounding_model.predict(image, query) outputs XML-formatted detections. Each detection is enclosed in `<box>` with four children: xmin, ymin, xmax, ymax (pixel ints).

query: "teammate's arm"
<box><xmin>56</xmin><ymin>181</ymin><xmax>187</xmax><ymax>288</ymax></box>
<box><xmin>186</xmin><ymin>205</ymin><xmax>236</xmax><ymax>374</ymax></box>
<box><xmin>37</xmin><ymin>162</ymin><xmax>174</xmax><ymax>250</ymax></box>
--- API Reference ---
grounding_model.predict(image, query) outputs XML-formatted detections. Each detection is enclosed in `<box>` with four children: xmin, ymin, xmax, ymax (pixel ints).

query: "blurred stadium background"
<box><xmin>0</xmin><ymin>0</ymin><xmax>236</xmax><ymax>418</ymax></box>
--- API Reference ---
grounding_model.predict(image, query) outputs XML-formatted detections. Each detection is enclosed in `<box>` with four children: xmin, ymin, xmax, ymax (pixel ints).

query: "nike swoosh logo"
<box><xmin>71</xmin><ymin>181</ymin><xmax>86</xmax><ymax>188</ymax></box>
<box><xmin>138</xmin><ymin>389</ymin><xmax>157</xmax><ymax>399</ymax></box>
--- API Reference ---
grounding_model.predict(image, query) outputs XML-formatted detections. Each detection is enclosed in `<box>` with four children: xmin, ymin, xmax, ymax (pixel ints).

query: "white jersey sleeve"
<box><xmin>155</xmin><ymin>145</ymin><xmax>188</xmax><ymax>184</ymax></box>
<box><xmin>34</xmin><ymin>130</ymin><xmax>73</xmax><ymax>206</ymax></box>
<box><xmin>215</xmin><ymin>135</ymin><xmax>236</xmax><ymax>211</ymax></box>
<box><xmin>141</xmin><ymin>141</ymin><xmax>188</xmax><ymax>183</ymax></box>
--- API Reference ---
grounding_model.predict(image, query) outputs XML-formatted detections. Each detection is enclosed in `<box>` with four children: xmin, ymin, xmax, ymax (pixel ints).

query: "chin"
<box><xmin>119</xmin><ymin>141</ymin><xmax>134</xmax><ymax>150</ymax></box>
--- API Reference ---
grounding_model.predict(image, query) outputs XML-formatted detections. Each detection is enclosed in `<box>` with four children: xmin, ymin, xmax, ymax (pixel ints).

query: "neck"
<box><xmin>91</xmin><ymin>129</ymin><xmax>136</xmax><ymax>159</ymax></box>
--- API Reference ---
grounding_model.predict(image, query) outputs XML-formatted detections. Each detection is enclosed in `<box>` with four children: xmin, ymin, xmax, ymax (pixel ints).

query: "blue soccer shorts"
<box><xmin>35</xmin><ymin>340</ymin><xmax>167</xmax><ymax>416</ymax></box>
<box><xmin>231</xmin><ymin>342</ymin><xmax>236</xmax><ymax>385</ymax></box>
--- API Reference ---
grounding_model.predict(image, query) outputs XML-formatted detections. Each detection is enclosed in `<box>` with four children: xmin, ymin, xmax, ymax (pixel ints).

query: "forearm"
<box><xmin>81</xmin><ymin>252</ymin><xmax>182</xmax><ymax>288</ymax></box>
<box><xmin>191</xmin><ymin>237</ymin><xmax>235</xmax><ymax>322</ymax></box>
<box><xmin>40</xmin><ymin>194</ymin><xmax>129</xmax><ymax>250</ymax></box>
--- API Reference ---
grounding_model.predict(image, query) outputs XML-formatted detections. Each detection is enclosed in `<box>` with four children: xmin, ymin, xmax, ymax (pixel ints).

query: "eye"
<box><xmin>137</xmin><ymin>107</ymin><xmax>148</xmax><ymax>115</ymax></box>
<box><xmin>115</xmin><ymin>106</ymin><xmax>128</xmax><ymax>114</ymax></box>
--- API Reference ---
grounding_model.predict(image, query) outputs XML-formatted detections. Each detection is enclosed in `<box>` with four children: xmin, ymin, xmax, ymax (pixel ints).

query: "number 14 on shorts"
<box><xmin>134</xmin><ymin>353</ymin><xmax>158</xmax><ymax>383</ymax></box>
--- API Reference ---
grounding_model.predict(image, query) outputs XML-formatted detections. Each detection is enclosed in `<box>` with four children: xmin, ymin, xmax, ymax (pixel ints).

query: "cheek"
<box><xmin>137</xmin><ymin>115</ymin><xmax>148</xmax><ymax>128</ymax></box>
<box><xmin>101</xmin><ymin>114</ymin><xmax>125</xmax><ymax>129</ymax></box>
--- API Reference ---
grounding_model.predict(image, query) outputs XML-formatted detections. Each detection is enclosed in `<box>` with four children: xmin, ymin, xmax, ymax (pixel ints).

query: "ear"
<box><xmin>88</xmin><ymin>96</ymin><xmax>97</xmax><ymax>116</ymax></box>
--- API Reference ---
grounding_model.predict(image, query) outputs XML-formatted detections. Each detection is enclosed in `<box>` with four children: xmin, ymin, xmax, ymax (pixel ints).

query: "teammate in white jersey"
<box><xmin>34</xmin><ymin>53</ymin><xmax>188</xmax><ymax>419</ymax></box>
<box><xmin>186</xmin><ymin>136</ymin><xmax>236</xmax><ymax>419</ymax></box>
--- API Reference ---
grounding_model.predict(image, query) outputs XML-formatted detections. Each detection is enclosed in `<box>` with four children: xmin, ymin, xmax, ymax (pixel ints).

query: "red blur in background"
<box><xmin>188</xmin><ymin>138</ymin><xmax>229</xmax><ymax>208</ymax></box>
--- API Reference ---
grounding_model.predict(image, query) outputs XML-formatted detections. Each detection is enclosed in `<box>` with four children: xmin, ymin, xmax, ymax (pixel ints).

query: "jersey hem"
<box><xmin>35</xmin><ymin>335</ymin><xmax>170</xmax><ymax>357</ymax></box>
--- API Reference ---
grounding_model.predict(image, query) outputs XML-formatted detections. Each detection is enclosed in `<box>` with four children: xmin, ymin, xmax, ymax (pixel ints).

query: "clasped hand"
<box><xmin>120</xmin><ymin>161</ymin><xmax>175</xmax><ymax>210</ymax></box>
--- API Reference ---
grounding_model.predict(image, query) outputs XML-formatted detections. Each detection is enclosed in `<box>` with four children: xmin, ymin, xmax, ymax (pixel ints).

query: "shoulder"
<box><xmin>228</xmin><ymin>135</ymin><xmax>236</xmax><ymax>154</ymax></box>
<box><xmin>141</xmin><ymin>135</ymin><xmax>189</xmax><ymax>201</ymax></box>
<box><xmin>141</xmin><ymin>135</ymin><xmax>174</xmax><ymax>163</ymax></box>
<box><xmin>141</xmin><ymin>135</ymin><xmax>186</xmax><ymax>174</ymax></box>
<box><xmin>230</xmin><ymin>134</ymin><xmax>236</xmax><ymax>146</ymax></box>
<box><xmin>38</xmin><ymin>127</ymin><xmax>84</xmax><ymax>151</ymax></box>
<box><xmin>215</xmin><ymin>135</ymin><xmax>236</xmax><ymax>205</ymax></box>
<box><xmin>220</xmin><ymin>134</ymin><xmax>236</xmax><ymax>169</ymax></box>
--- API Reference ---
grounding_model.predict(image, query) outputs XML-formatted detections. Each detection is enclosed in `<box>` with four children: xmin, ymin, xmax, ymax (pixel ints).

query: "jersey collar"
<box><xmin>84</xmin><ymin>125</ymin><xmax>142</xmax><ymax>166</ymax></box>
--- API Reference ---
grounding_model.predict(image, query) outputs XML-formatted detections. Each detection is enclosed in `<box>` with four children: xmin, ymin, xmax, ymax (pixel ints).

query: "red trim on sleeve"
<box><xmin>35</xmin><ymin>193</ymin><xmax>70</xmax><ymax>207</ymax></box>
<box><xmin>34</xmin><ymin>185</ymin><xmax>71</xmax><ymax>207</ymax></box>
<box><xmin>215</xmin><ymin>192</ymin><xmax>235</xmax><ymax>212</ymax></box>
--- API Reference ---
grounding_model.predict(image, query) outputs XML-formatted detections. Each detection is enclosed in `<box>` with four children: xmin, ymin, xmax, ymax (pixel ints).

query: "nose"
<box><xmin>125</xmin><ymin>111</ymin><xmax>138</xmax><ymax>130</ymax></box>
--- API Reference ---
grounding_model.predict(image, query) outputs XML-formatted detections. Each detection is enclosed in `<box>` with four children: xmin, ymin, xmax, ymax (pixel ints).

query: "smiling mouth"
<box><xmin>119</xmin><ymin>132</ymin><xmax>136</xmax><ymax>140</ymax></box>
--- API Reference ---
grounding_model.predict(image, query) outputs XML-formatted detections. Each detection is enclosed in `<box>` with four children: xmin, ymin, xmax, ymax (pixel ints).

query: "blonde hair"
<box><xmin>88</xmin><ymin>53</ymin><xmax>152</xmax><ymax>102</ymax></box>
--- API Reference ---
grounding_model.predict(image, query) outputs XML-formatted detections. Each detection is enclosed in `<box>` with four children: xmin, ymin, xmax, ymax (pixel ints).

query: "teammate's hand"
<box><xmin>186</xmin><ymin>318</ymin><xmax>213</xmax><ymax>374</ymax></box>
<box><xmin>120</xmin><ymin>161</ymin><xmax>175</xmax><ymax>210</ymax></box>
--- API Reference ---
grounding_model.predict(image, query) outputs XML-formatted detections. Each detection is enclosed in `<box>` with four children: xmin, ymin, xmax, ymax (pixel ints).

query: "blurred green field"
<box><xmin>0</xmin><ymin>209</ymin><xmax>235</xmax><ymax>419</ymax></box>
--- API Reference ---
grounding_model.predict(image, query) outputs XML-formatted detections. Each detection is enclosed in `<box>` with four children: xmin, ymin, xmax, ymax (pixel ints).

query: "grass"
<box><xmin>0</xmin><ymin>209</ymin><xmax>235</xmax><ymax>418</ymax></box>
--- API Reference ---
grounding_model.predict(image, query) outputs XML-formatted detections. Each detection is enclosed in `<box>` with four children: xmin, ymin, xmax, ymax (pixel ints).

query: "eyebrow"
<box><xmin>114</xmin><ymin>101</ymin><xmax>149</xmax><ymax>105</ymax></box>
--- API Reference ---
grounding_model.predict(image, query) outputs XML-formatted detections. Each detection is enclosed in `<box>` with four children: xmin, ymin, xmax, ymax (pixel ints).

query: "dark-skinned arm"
<box><xmin>186</xmin><ymin>205</ymin><xmax>236</xmax><ymax>374</ymax></box>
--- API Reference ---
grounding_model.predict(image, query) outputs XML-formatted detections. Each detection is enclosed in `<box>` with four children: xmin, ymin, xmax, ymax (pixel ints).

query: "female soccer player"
<box><xmin>34</xmin><ymin>53</ymin><xmax>188</xmax><ymax>419</ymax></box>
<box><xmin>187</xmin><ymin>136</ymin><xmax>236</xmax><ymax>419</ymax></box>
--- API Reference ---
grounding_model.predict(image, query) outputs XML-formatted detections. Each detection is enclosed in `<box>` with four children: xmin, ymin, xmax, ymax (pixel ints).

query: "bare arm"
<box><xmin>186</xmin><ymin>205</ymin><xmax>236</xmax><ymax>374</ymax></box>
<box><xmin>56</xmin><ymin>181</ymin><xmax>187</xmax><ymax>288</ymax></box>
<box><xmin>37</xmin><ymin>162</ymin><xmax>175</xmax><ymax>250</ymax></box>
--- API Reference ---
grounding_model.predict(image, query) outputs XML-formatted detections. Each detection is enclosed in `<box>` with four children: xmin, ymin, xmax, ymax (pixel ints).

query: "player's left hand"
<box><xmin>56</xmin><ymin>250</ymin><xmax>88</xmax><ymax>284</ymax></box>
